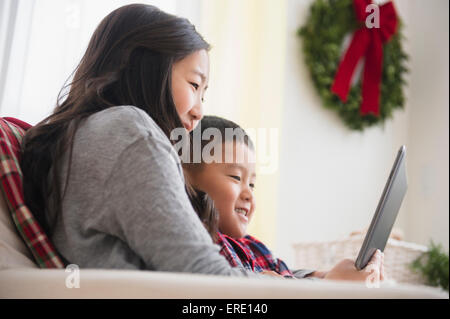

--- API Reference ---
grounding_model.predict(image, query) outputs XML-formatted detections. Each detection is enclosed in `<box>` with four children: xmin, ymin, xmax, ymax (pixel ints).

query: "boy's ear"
<box><xmin>182</xmin><ymin>164</ymin><xmax>203</xmax><ymax>185</ymax></box>
<box><xmin>183</xmin><ymin>167</ymin><xmax>202</xmax><ymax>191</ymax></box>
<box><xmin>183</xmin><ymin>167</ymin><xmax>194</xmax><ymax>185</ymax></box>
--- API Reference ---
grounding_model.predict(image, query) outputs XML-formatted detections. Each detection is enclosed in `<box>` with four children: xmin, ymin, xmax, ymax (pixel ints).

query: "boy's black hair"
<box><xmin>191</xmin><ymin>115</ymin><xmax>254</xmax><ymax>152</ymax></box>
<box><xmin>184</xmin><ymin>115</ymin><xmax>255</xmax><ymax>166</ymax></box>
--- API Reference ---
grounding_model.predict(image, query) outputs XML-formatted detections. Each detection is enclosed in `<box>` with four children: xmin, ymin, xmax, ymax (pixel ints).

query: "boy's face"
<box><xmin>190</xmin><ymin>141</ymin><xmax>256</xmax><ymax>238</ymax></box>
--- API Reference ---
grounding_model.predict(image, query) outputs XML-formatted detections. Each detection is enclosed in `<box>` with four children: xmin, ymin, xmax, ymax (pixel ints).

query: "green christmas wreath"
<box><xmin>298</xmin><ymin>0</ymin><xmax>409</xmax><ymax>131</ymax></box>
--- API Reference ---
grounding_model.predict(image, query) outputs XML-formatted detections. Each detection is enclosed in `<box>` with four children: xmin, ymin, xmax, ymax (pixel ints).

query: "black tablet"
<box><xmin>355</xmin><ymin>145</ymin><xmax>408</xmax><ymax>270</ymax></box>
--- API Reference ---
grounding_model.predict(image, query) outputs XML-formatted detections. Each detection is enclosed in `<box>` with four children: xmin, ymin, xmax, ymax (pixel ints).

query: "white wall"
<box><xmin>276</xmin><ymin>0</ymin><xmax>449</xmax><ymax>267</ymax></box>
<box><xmin>403</xmin><ymin>0</ymin><xmax>449</xmax><ymax>252</ymax></box>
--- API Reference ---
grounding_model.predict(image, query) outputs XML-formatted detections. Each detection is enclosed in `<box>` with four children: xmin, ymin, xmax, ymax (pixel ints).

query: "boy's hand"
<box><xmin>323</xmin><ymin>249</ymin><xmax>385</xmax><ymax>282</ymax></box>
<box><xmin>260</xmin><ymin>270</ymin><xmax>283</xmax><ymax>278</ymax></box>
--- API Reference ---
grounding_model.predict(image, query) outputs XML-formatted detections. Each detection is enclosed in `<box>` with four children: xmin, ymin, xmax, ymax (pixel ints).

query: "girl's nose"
<box><xmin>189</xmin><ymin>104</ymin><xmax>203</xmax><ymax>130</ymax></box>
<box><xmin>190</xmin><ymin>102</ymin><xmax>203</xmax><ymax>122</ymax></box>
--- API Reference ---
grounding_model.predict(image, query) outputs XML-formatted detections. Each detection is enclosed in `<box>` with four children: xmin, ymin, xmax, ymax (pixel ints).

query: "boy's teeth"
<box><xmin>235</xmin><ymin>208</ymin><xmax>247</xmax><ymax>216</ymax></box>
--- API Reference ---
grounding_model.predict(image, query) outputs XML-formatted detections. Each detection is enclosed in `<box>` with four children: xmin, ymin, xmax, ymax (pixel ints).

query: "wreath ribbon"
<box><xmin>331</xmin><ymin>0</ymin><xmax>398</xmax><ymax>116</ymax></box>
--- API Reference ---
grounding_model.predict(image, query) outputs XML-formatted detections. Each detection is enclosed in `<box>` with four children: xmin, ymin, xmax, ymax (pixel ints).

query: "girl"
<box><xmin>184</xmin><ymin>116</ymin><xmax>385</xmax><ymax>281</ymax></box>
<box><xmin>20</xmin><ymin>4</ymin><xmax>261</xmax><ymax>277</ymax></box>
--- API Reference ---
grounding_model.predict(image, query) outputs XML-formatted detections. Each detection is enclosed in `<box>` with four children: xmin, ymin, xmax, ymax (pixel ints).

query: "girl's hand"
<box><xmin>323</xmin><ymin>249</ymin><xmax>385</xmax><ymax>283</ymax></box>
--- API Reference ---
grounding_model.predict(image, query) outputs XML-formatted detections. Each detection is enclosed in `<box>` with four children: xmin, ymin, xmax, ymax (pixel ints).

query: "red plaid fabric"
<box><xmin>217</xmin><ymin>232</ymin><xmax>294</xmax><ymax>277</ymax></box>
<box><xmin>0</xmin><ymin>117</ymin><xmax>64</xmax><ymax>268</ymax></box>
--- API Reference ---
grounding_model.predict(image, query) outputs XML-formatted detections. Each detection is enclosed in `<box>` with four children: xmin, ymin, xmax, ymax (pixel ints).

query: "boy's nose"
<box><xmin>241</xmin><ymin>188</ymin><xmax>253</xmax><ymax>202</ymax></box>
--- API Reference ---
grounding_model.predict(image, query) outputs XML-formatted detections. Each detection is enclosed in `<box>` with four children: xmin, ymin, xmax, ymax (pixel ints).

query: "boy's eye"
<box><xmin>249</xmin><ymin>183</ymin><xmax>255</xmax><ymax>189</ymax></box>
<box><xmin>190</xmin><ymin>82</ymin><xmax>199</xmax><ymax>90</ymax></box>
<box><xmin>229</xmin><ymin>175</ymin><xmax>241</xmax><ymax>181</ymax></box>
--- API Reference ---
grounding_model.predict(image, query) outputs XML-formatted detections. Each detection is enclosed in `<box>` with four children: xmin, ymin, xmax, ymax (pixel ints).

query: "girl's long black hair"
<box><xmin>185</xmin><ymin>182</ymin><xmax>219</xmax><ymax>242</ymax></box>
<box><xmin>20</xmin><ymin>4</ymin><xmax>210</xmax><ymax>236</ymax></box>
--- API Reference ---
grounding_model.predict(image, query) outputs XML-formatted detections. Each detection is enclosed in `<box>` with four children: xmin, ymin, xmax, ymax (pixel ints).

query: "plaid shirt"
<box><xmin>216</xmin><ymin>232</ymin><xmax>294</xmax><ymax>277</ymax></box>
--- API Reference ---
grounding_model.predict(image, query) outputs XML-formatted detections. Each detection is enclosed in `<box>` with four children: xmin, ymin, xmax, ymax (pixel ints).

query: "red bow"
<box><xmin>331</xmin><ymin>0</ymin><xmax>398</xmax><ymax>116</ymax></box>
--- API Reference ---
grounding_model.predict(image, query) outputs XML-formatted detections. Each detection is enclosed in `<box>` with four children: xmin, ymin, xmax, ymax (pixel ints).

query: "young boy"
<box><xmin>183</xmin><ymin>115</ymin><xmax>316</xmax><ymax>279</ymax></box>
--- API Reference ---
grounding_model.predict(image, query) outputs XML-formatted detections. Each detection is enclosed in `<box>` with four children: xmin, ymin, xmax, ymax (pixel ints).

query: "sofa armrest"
<box><xmin>0</xmin><ymin>268</ymin><xmax>448</xmax><ymax>299</ymax></box>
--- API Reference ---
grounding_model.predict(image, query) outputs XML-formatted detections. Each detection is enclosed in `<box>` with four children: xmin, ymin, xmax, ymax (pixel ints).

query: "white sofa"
<box><xmin>0</xmin><ymin>193</ymin><xmax>448</xmax><ymax>299</ymax></box>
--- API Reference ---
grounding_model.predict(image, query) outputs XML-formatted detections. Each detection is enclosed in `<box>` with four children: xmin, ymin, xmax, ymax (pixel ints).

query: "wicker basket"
<box><xmin>293</xmin><ymin>235</ymin><xmax>428</xmax><ymax>285</ymax></box>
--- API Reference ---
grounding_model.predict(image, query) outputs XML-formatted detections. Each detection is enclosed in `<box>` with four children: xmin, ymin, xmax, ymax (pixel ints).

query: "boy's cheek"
<box><xmin>248</xmin><ymin>205</ymin><xmax>256</xmax><ymax>220</ymax></box>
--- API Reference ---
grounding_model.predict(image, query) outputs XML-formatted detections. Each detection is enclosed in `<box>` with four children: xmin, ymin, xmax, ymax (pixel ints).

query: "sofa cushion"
<box><xmin>0</xmin><ymin>191</ymin><xmax>37</xmax><ymax>268</ymax></box>
<box><xmin>0</xmin><ymin>117</ymin><xmax>64</xmax><ymax>268</ymax></box>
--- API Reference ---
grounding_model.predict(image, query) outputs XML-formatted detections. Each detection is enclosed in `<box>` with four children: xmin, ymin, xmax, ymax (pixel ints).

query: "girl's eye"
<box><xmin>249</xmin><ymin>183</ymin><xmax>255</xmax><ymax>189</ymax></box>
<box><xmin>190</xmin><ymin>82</ymin><xmax>199</xmax><ymax>90</ymax></box>
<box><xmin>229</xmin><ymin>175</ymin><xmax>241</xmax><ymax>181</ymax></box>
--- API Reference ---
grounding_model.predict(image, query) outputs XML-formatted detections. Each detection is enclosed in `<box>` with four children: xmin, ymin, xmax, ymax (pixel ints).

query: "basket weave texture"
<box><xmin>293</xmin><ymin>235</ymin><xmax>428</xmax><ymax>285</ymax></box>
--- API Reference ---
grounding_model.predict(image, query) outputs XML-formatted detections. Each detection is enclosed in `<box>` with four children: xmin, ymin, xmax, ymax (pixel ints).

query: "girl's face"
<box><xmin>188</xmin><ymin>142</ymin><xmax>256</xmax><ymax>238</ymax></box>
<box><xmin>171</xmin><ymin>49</ymin><xmax>209</xmax><ymax>132</ymax></box>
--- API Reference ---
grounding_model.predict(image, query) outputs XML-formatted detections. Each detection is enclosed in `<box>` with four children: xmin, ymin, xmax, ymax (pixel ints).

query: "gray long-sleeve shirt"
<box><xmin>50</xmin><ymin>105</ymin><xmax>314</xmax><ymax>278</ymax></box>
<box><xmin>50</xmin><ymin>106</ymin><xmax>257</xmax><ymax>276</ymax></box>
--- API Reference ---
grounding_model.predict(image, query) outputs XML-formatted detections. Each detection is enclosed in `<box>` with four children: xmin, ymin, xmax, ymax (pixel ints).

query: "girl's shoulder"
<box><xmin>70</xmin><ymin>105</ymin><xmax>176</xmax><ymax>175</ymax></box>
<box><xmin>83</xmin><ymin>105</ymin><xmax>166</xmax><ymax>141</ymax></box>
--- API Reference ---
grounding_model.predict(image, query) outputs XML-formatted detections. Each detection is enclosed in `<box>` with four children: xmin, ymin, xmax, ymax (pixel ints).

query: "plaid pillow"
<box><xmin>0</xmin><ymin>117</ymin><xmax>64</xmax><ymax>268</ymax></box>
